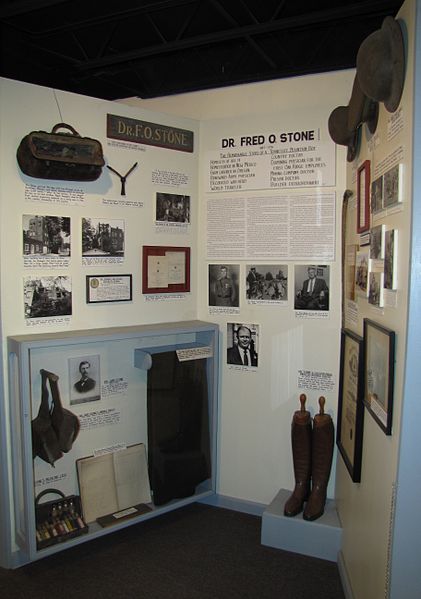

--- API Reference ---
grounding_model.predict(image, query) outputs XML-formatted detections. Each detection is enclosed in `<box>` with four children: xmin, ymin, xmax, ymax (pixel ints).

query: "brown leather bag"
<box><xmin>48</xmin><ymin>370</ymin><xmax>80</xmax><ymax>453</ymax></box>
<box><xmin>17</xmin><ymin>123</ymin><xmax>104</xmax><ymax>181</ymax></box>
<box><xmin>32</xmin><ymin>370</ymin><xmax>63</xmax><ymax>466</ymax></box>
<box><xmin>32</xmin><ymin>369</ymin><xmax>80</xmax><ymax>466</ymax></box>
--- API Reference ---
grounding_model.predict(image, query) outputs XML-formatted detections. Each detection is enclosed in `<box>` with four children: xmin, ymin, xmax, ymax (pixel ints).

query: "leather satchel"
<box><xmin>32</xmin><ymin>369</ymin><xmax>63</xmax><ymax>466</ymax></box>
<box><xmin>32</xmin><ymin>369</ymin><xmax>80</xmax><ymax>466</ymax></box>
<box><xmin>17</xmin><ymin>123</ymin><xmax>104</xmax><ymax>181</ymax></box>
<box><xmin>47</xmin><ymin>369</ymin><xmax>80</xmax><ymax>453</ymax></box>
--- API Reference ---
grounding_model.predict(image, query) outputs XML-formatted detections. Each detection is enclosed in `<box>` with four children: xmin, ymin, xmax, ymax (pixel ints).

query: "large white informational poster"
<box><xmin>207</xmin><ymin>192</ymin><xmax>336</xmax><ymax>260</ymax></box>
<box><xmin>205</xmin><ymin>127</ymin><xmax>335</xmax><ymax>193</ymax></box>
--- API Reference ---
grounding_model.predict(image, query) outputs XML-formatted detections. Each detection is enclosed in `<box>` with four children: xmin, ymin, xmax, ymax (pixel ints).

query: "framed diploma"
<box><xmin>86</xmin><ymin>274</ymin><xmax>132</xmax><ymax>303</ymax></box>
<box><xmin>357</xmin><ymin>160</ymin><xmax>370</xmax><ymax>233</ymax></box>
<box><xmin>363</xmin><ymin>318</ymin><xmax>395</xmax><ymax>435</ymax></box>
<box><xmin>142</xmin><ymin>245</ymin><xmax>190</xmax><ymax>294</ymax></box>
<box><xmin>337</xmin><ymin>329</ymin><xmax>365</xmax><ymax>482</ymax></box>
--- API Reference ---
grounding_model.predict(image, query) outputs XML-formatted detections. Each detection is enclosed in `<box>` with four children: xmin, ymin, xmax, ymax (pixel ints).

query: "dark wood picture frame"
<box><xmin>142</xmin><ymin>245</ymin><xmax>190</xmax><ymax>294</ymax></box>
<box><xmin>337</xmin><ymin>329</ymin><xmax>365</xmax><ymax>482</ymax></box>
<box><xmin>86</xmin><ymin>274</ymin><xmax>133</xmax><ymax>303</ymax></box>
<box><xmin>357</xmin><ymin>160</ymin><xmax>371</xmax><ymax>233</ymax></box>
<box><xmin>363</xmin><ymin>318</ymin><xmax>395</xmax><ymax>435</ymax></box>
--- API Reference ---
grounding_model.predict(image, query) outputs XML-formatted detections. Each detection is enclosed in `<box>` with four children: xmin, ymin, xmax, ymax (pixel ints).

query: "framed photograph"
<box><xmin>155</xmin><ymin>192</ymin><xmax>190</xmax><ymax>224</ymax></box>
<box><xmin>23</xmin><ymin>214</ymin><xmax>71</xmax><ymax>258</ymax></box>
<box><xmin>245</xmin><ymin>264</ymin><xmax>288</xmax><ymax>303</ymax></box>
<box><xmin>337</xmin><ymin>329</ymin><xmax>365</xmax><ymax>482</ymax></box>
<box><xmin>363</xmin><ymin>318</ymin><xmax>395</xmax><ymax>435</ymax></box>
<box><xmin>82</xmin><ymin>217</ymin><xmax>125</xmax><ymax>258</ymax></box>
<box><xmin>23</xmin><ymin>275</ymin><xmax>72</xmax><ymax>319</ymax></box>
<box><xmin>294</xmin><ymin>264</ymin><xmax>330</xmax><ymax>311</ymax></box>
<box><xmin>384</xmin><ymin>229</ymin><xmax>398</xmax><ymax>290</ymax></box>
<box><xmin>355</xmin><ymin>250</ymin><xmax>369</xmax><ymax>298</ymax></box>
<box><xmin>357</xmin><ymin>160</ymin><xmax>371</xmax><ymax>233</ymax></box>
<box><xmin>383</xmin><ymin>163</ymin><xmax>403</xmax><ymax>208</ymax></box>
<box><xmin>208</xmin><ymin>264</ymin><xmax>239</xmax><ymax>308</ymax></box>
<box><xmin>86</xmin><ymin>274</ymin><xmax>132</xmax><ymax>303</ymax></box>
<box><xmin>69</xmin><ymin>355</ymin><xmax>101</xmax><ymax>405</ymax></box>
<box><xmin>226</xmin><ymin>322</ymin><xmax>259</xmax><ymax>368</ymax></box>
<box><xmin>142</xmin><ymin>245</ymin><xmax>190</xmax><ymax>294</ymax></box>
<box><xmin>370</xmin><ymin>175</ymin><xmax>383</xmax><ymax>215</ymax></box>
<box><xmin>368</xmin><ymin>270</ymin><xmax>384</xmax><ymax>308</ymax></box>
<box><xmin>370</xmin><ymin>224</ymin><xmax>385</xmax><ymax>260</ymax></box>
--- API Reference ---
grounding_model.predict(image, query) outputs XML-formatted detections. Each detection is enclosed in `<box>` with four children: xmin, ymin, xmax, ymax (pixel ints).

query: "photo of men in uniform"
<box><xmin>294</xmin><ymin>265</ymin><xmax>330</xmax><ymax>311</ymax></box>
<box><xmin>208</xmin><ymin>264</ymin><xmax>239</xmax><ymax>308</ymax></box>
<box><xmin>227</xmin><ymin>323</ymin><xmax>259</xmax><ymax>367</ymax></box>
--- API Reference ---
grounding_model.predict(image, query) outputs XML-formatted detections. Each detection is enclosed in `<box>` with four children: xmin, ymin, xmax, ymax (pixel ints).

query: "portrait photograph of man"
<box><xmin>69</xmin><ymin>355</ymin><xmax>101</xmax><ymax>405</ymax></box>
<box><xmin>227</xmin><ymin>322</ymin><xmax>259</xmax><ymax>368</ymax></box>
<box><xmin>208</xmin><ymin>264</ymin><xmax>239</xmax><ymax>308</ymax></box>
<box><xmin>294</xmin><ymin>265</ymin><xmax>330</xmax><ymax>311</ymax></box>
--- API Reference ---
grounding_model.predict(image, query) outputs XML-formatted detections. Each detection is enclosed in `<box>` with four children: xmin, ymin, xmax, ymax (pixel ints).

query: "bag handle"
<box><xmin>35</xmin><ymin>488</ymin><xmax>66</xmax><ymax>505</ymax></box>
<box><xmin>51</xmin><ymin>123</ymin><xmax>81</xmax><ymax>137</ymax></box>
<box><xmin>40</xmin><ymin>368</ymin><xmax>63</xmax><ymax>415</ymax></box>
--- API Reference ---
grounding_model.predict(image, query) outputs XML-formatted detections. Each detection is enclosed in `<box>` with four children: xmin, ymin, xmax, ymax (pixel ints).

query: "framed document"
<box><xmin>142</xmin><ymin>245</ymin><xmax>190</xmax><ymax>294</ymax></box>
<box><xmin>357</xmin><ymin>160</ymin><xmax>371</xmax><ymax>233</ymax></box>
<box><xmin>363</xmin><ymin>318</ymin><xmax>395</xmax><ymax>435</ymax></box>
<box><xmin>337</xmin><ymin>329</ymin><xmax>364</xmax><ymax>482</ymax></box>
<box><xmin>86</xmin><ymin>274</ymin><xmax>132</xmax><ymax>303</ymax></box>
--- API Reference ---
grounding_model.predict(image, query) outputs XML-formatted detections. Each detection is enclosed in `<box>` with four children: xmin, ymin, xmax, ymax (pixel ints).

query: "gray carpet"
<box><xmin>0</xmin><ymin>503</ymin><xmax>345</xmax><ymax>599</ymax></box>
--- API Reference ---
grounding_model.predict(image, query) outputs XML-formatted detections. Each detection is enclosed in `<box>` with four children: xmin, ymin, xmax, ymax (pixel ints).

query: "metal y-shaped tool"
<box><xmin>107</xmin><ymin>162</ymin><xmax>138</xmax><ymax>196</ymax></box>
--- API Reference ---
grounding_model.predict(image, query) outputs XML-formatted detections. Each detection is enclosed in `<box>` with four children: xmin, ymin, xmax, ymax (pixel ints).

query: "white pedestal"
<box><xmin>261</xmin><ymin>488</ymin><xmax>342</xmax><ymax>562</ymax></box>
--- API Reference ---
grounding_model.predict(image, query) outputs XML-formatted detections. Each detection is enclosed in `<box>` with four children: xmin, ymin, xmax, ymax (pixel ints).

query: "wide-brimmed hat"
<box><xmin>328</xmin><ymin>75</ymin><xmax>378</xmax><ymax>162</ymax></box>
<box><xmin>356</xmin><ymin>16</ymin><xmax>405</xmax><ymax>113</ymax></box>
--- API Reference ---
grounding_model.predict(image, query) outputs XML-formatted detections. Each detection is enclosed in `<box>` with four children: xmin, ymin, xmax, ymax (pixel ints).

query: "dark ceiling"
<box><xmin>0</xmin><ymin>0</ymin><xmax>404</xmax><ymax>101</ymax></box>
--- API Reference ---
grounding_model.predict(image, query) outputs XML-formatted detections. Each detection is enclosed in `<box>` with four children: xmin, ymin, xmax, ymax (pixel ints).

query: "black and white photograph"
<box><xmin>227</xmin><ymin>322</ymin><xmax>259</xmax><ymax>368</ymax></box>
<box><xmin>24</xmin><ymin>275</ymin><xmax>72</xmax><ymax>319</ymax></box>
<box><xmin>368</xmin><ymin>271</ymin><xmax>384</xmax><ymax>308</ymax></box>
<box><xmin>370</xmin><ymin>224</ymin><xmax>385</xmax><ymax>260</ymax></box>
<box><xmin>384</xmin><ymin>229</ymin><xmax>398</xmax><ymax>290</ymax></box>
<box><xmin>69</xmin><ymin>355</ymin><xmax>101</xmax><ymax>405</ymax></box>
<box><xmin>156</xmin><ymin>192</ymin><xmax>190</xmax><ymax>223</ymax></box>
<box><xmin>370</xmin><ymin>176</ymin><xmax>383</xmax><ymax>214</ymax></box>
<box><xmin>355</xmin><ymin>250</ymin><xmax>369</xmax><ymax>297</ymax></box>
<box><xmin>209</xmin><ymin>264</ymin><xmax>239</xmax><ymax>308</ymax></box>
<box><xmin>23</xmin><ymin>215</ymin><xmax>71</xmax><ymax>257</ymax></box>
<box><xmin>294</xmin><ymin>265</ymin><xmax>329</xmax><ymax>311</ymax></box>
<box><xmin>82</xmin><ymin>218</ymin><xmax>125</xmax><ymax>257</ymax></box>
<box><xmin>383</xmin><ymin>163</ymin><xmax>403</xmax><ymax>208</ymax></box>
<box><xmin>246</xmin><ymin>265</ymin><xmax>288</xmax><ymax>302</ymax></box>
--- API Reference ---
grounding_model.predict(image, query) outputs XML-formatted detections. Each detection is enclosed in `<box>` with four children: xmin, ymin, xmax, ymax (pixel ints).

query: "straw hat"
<box><xmin>356</xmin><ymin>16</ymin><xmax>405</xmax><ymax>113</ymax></box>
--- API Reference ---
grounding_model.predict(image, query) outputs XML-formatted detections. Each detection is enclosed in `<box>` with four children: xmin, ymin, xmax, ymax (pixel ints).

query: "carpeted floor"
<box><xmin>0</xmin><ymin>503</ymin><xmax>345</xmax><ymax>599</ymax></box>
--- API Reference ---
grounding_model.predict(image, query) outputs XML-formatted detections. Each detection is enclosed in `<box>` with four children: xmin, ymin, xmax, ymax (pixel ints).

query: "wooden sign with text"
<box><xmin>107</xmin><ymin>114</ymin><xmax>194</xmax><ymax>153</ymax></box>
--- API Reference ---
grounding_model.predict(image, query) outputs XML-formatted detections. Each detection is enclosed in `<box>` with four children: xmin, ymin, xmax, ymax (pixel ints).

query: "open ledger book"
<box><xmin>77</xmin><ymin>444</ymin><xmax>152</xmax><ymax>525</ymax></box>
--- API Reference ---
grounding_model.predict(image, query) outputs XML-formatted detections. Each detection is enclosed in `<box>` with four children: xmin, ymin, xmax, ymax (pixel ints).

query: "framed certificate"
<box><xmin>337</xmin><ymin>329</ymin><xmax>365</xmax><ymax>482</ymax></box>
<box><xmin>86</xmin><ymin>274</ymin><xmax>132</xmax><ymax>303</ymax></box>
<box><xmin>142</xmin><ymin>246</ymin><xmax>190</xmax><ymax>294</ymax></box>
<box><xmin>364</xmin><ymin>318</ymin><xmax>395</xmax><ymax>435</ymax></box>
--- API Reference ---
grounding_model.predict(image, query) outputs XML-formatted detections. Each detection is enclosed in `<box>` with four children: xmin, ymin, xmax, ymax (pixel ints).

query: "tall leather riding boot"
<box><xmin>284</xmin><ymin>394</ymin><xmax>312</xmax><ymax>517</ymax></box>
<box><xmin>303</xmin><ymin>397</ymin><xmax>334</xmax><ymax>521</ymax></box>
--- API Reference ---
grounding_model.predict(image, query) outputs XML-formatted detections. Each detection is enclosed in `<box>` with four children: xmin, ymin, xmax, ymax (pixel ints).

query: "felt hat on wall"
<box><xmin>356</xmin><ymin>16</ymin><xmax>405</xmax><ymax>113</ymax></box>
<box><xmin>328</xmin><ymin>75</ymin><xmax>378</xmax><ymax>162</ymax></box>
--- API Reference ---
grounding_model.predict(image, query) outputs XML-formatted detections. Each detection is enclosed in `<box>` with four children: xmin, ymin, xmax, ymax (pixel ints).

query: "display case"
<box><xmin>8</xmin><ymin>320</ymin><xmax>219</xmax><ymax>566</ymax></box>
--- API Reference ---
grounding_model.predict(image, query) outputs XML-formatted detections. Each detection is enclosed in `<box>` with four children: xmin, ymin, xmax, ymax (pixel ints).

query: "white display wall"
<box><xmin>334</xmin><ymin>1</ymin><xmax>416</xmax><ymax>597</ymax></box>
<box><xmin>130</xmin><ymin>70</ymin><xmax>353</xmax><ymax>505</ymax></box>
<box><xmin>0</xmin><ymin>79</ymin><xmax>200</xmax><ymax>566</ymax></box>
